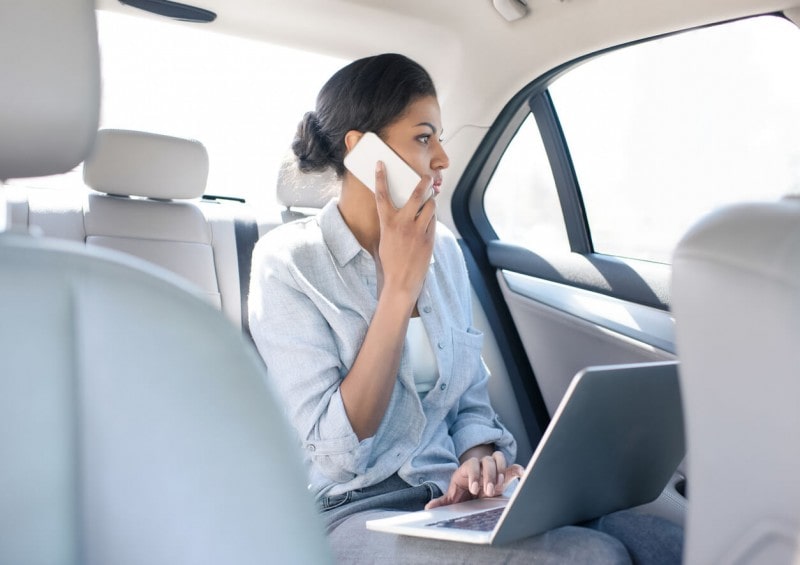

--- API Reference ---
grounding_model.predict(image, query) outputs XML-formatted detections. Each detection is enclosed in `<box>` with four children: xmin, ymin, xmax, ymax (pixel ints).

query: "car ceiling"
<box><xmin>95</xmin><ymin>0</ymin><xmax>797</xmax><ymax>125</ymax></box>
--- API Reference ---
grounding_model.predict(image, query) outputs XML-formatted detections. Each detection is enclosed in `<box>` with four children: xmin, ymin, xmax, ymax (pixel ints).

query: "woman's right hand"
<box><xmin>374</xmin><ymin>160</ymin><xmax>436</xmax><ymax>305</ymax></box>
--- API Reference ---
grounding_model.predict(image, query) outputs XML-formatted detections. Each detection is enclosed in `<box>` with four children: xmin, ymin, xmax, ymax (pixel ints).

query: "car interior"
<box><xmin>2</xmin><ymin>0</ymin><xmax>799</xmax><ymax>563</ymax></box>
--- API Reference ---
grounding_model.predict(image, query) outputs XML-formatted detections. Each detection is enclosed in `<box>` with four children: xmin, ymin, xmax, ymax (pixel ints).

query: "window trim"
<box><xmin>529</xmin><ymin>91</ymin><xmax>592</xmax><ymax>254</ymax></box>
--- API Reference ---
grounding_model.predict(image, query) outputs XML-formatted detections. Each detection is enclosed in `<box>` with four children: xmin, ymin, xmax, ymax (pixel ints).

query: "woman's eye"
<box><xmin>418</xmin><ymin>135</ymin><xmax>431</xmax><ymax>144</ymax></box>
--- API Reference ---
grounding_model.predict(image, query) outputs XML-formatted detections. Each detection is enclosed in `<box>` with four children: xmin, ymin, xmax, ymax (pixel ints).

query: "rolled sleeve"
<box><xmin>304</xmin><ymin>388</ymin><xmax>374</xmax><ymax>480</ymax></box>
<box><xmin>449</xmin><ymin>361</ymin><xmax>517</xmax><ymax>465</ymax></box>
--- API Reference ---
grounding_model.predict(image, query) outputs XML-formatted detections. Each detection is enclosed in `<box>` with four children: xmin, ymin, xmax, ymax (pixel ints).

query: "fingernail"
<box><xmin>486</xmin><ymin>483</ymin><xmax>495</xmax><ymax>496</ymax></box>
<box><xmin>470</xmin><ymin>481</ymin><xmax>479</xmax><ymax>495</ymax></box>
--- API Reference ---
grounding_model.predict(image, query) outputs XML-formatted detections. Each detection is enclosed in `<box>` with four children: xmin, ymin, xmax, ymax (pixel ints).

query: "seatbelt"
<box><xmin>233</xmin><ymin>213</ymin><xmax>260</xmax><ymax>339</ymax></box>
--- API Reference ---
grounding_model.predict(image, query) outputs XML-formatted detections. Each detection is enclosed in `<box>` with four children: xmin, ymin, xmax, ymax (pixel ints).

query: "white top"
<box><xmin>407</xmin><ymin>316</ymin><xmax>439</xmax><ymax>396</ymax></box>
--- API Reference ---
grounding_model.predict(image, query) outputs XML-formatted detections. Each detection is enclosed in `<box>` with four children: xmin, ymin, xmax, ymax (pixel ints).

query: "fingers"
<box><xmin>425</xmin><ymin>496</ymin><xmax>446</xmax><ymax>510</ymax></box>
<box><xmin>464</xmin><ymin>457</ymin><xmax>481</xmax><ymax>496</ymax></box>
<box><xmin>464</xmin><ymin>452</ymin><xmax>507</xmax><ymax>499</ymax></box>
<box><xmin>374</xmin><ymin>162</ymin><xmax>434</xmax><ymax>213</ymax></box>
<box><xmin>505</xmin><ymin>463</ymin><xmax>525</xmax><ymax>484</ymax></box>
<box><xmin>478</xmin><ymin>452</ymin><xmax>515</xmax><ymax>498</ymax></box>
<box><xmin>427</xmin><ymin>453</ymin><xmax>520</xmax><ymax>511</ymax></box>
<box><xmin>374</xmin><ymin>162</ymin><xmax>435</xmax><ymax>226</ymax></box>
<box><xmin>373</xmin><ymin>161</ymin><xmax>393</xmax><ymax>217</ymax></box>
<box><xmin>480</xmin><ymin>455</ymin><xmax>498</xmax><ymax>496</ymax></box>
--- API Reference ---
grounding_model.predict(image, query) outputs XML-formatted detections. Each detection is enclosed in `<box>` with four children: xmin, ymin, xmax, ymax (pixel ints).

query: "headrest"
<box><xmin>83</xmin><ymin>129</ymin><xmax>209</xmax><ymax>200</ymax></box>
<box><xmin>276</xmin><ymin>152</ymin><xmax>339</xmax><ymax>210</ymax></box>
<box><xmin>0</xmin><ymin>0</ymin><xmax>100</xmax><ymax>181</ymax></box>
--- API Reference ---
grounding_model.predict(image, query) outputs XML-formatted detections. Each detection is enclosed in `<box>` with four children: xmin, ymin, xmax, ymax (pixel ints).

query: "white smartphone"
<box><xmin>343</xmin><ymin>132</ymin><xmax>432</xmax><ymax>209</ymax></box>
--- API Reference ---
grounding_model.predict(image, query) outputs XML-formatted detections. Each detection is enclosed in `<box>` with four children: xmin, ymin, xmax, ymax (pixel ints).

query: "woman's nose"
<box><xmin>433</xmin><ymin>141</ymin><xmax>449</xmax><ymax>170</ymax></box>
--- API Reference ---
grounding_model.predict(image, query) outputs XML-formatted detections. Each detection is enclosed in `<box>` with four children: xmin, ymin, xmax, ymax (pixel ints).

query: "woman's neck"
<box><xmin>338</xmin><ymin>177</ymin><xmax>381</xmax><ymax>257</ymax></box>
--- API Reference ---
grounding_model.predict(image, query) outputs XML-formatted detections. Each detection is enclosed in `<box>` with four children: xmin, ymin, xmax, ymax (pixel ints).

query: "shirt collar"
<box><xmin>318</xmin><ymin>198</ymin><xmax>365</xmax><ymax>267</ymax></box>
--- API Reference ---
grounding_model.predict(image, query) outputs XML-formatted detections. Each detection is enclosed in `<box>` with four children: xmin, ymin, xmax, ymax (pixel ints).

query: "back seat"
<box><xmin>4</xmin><ymin>129</ymin><xmax>264</xmax><ymax>331</ymax></box>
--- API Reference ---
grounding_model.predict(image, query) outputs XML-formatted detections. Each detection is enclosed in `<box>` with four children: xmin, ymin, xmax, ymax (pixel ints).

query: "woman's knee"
<box><xmin>525</xmin><ymin>525</ymin><xmax>632</xmax><ymax>565</ymax></box>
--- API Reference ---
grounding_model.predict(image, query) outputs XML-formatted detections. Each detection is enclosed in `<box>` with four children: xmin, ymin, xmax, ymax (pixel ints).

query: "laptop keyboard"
<box><xmin>426</xmin><ymin>506</ymin><xmax>504</xmax><ymax>531</ymax></box>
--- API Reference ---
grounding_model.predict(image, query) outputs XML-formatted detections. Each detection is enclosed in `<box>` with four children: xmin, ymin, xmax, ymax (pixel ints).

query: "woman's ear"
<box><xmin>344</xmin><ymin>130</ymin><xmax>364</xmax><ymax>153</ymax></box>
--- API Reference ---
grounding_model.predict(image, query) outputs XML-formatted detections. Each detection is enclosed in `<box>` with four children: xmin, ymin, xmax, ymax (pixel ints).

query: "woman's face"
<box><xmin>381</xmin><ymin>95</ymin><xmax>450</xmax><ymax>197</ymax></box>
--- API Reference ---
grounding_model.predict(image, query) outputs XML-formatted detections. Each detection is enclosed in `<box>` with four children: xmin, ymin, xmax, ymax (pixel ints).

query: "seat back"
<box><xmin>0</xmin><ymin>1</ymin><xmax>331</xmax><ymax>563</ymax></box>
<box><xmin>275</xmin><ymin>151</ymin><xmax>339</xmax><ymax>222</ymax></box>
<box><xmin>671</xmin><ymin>198</ymin><xmax>800</xmax><ymax>565</ymax></box>
<box><xmin>5</xmin><ymin>128</ymin><xmax>256</xmax><ymax>329</ymax></box>
<box><xmin>83</xmin><ymin>128</ymin><xmax>222</xmax><ymax>309</ymax></box>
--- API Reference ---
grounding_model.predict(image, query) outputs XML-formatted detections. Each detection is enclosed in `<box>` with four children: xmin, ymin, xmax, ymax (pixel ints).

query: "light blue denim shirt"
<box><xmin>249</xmin><ymin>199</ymin><xmax>516</xmax><ymax>500</ymax></box>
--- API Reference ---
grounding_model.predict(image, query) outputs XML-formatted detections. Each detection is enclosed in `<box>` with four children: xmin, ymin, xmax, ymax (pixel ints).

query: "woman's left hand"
<box><xmin>425</xmin><ymin>450</ymin><xmax>524</xmax><ymax>510</ymax></box>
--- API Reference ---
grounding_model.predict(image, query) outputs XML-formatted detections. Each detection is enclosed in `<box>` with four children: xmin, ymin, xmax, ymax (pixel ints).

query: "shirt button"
<box><xmin>307</xmin><ymin>444</ymin><xmax>316</xmax><ymax>452</ymax></box>
<box><xmin>437</xmin><ymin>341</ymin><xmax>445</xmax><ymax>350</ymax></box>
<box><xmin>418</xmin><ymin>478</ymin><xmax>425</xmax><ymax>485</ymax></box>
<box><xmin>440</xmin><ymin>383</ymin><xmax>447</xmax><ymax>391</ymax></box>
<box><xmin>423</xmin><ymin>305</ymin><xmax>432</xmax><ymax>314</ymax></box>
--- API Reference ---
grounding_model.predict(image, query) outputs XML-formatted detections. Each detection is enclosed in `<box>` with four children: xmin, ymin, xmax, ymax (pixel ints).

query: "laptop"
<box><xmin>366</xmin><ymin>361</ymin><xmax>684</xmax><ymax>545</ymax></box>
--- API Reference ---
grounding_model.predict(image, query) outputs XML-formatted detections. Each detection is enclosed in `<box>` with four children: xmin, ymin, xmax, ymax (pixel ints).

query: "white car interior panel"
<box><xmin>471</xmin><ymin>288</ymin><xmax>534</xmax><ymax>463</ymax></box>
<box><xmin>497</xmin><ymin>273</ymin><xmax>675</xmax><ymax>416</ymax></box>
<box><xmin>503</xmin><ymin>271</ymin><xmax>676</xmax><ymax>354</ymax></box>
<box><xmin>672</xmin><ymin>198</ymin><xmax>800</xmax><ymax>565</ymax></box>
<box><xmin>0</xmin><ymin>0</ymin><xmax>332</xmax><ymax>563</ymax></box>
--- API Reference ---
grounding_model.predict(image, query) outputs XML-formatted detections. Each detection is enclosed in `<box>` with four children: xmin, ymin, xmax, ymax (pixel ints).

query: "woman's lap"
<box><xmin>328</xmin><ymin>509</ymin><xmax>633</xmax><ymax>565</ymax></box>
<box><xmin>321</xmin><ymin>476</ymin><xmax>683</xmax><ymax>564</ymax></box>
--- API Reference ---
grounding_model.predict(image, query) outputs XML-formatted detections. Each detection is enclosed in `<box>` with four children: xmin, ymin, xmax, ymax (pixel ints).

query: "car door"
<box><xmin>452</xmin><ymin>13</ymin><xmax>800</xmax><ymax>445</ymax></box>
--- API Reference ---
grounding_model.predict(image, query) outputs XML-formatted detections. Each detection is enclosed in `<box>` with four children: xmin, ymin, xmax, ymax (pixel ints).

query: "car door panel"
<box><xmin>497</xmin><ymin>269</ymin><xmax>675</xmax><ymax>415</ymax></box>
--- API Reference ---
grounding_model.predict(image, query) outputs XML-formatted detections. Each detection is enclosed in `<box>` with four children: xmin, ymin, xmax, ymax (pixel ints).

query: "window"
<box><xmin>9</xmin><ymin>10</ymin><xmax>348</xmax><ymax>215</ymax></box>
<box><xmin>484</xmin><ymin>115</ymin><xmax>570</xmax><ymax>254</ymax></box>
<box><xmin>485</xmin><ymin>15</ymin><xmax>800</xmax><ymax>264</ymax></box>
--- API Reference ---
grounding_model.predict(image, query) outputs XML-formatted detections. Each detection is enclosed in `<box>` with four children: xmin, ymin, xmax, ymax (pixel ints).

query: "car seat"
<box><xmin>672</xmin><ymin>198</ymin><xmax>800</xmax><ymax>564</ymax></box>
<box><xmin>0</xmin><ymin>1</ymin><xmax>331</xmax><ymax>563</ymax></box>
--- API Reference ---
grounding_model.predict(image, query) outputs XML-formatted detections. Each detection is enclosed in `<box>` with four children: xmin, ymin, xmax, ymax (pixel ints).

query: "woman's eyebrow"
<box><xmin>415</xmin><ymin>121</ymin><xmax>439</xmax><ymax>134</ymax></box>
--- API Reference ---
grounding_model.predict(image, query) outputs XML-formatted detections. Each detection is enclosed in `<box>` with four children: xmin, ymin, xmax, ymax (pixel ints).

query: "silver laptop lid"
<box><xmin>493</xmin><ymin>361</ymin><xmax>684</xmax><ymax>544</ymax></box>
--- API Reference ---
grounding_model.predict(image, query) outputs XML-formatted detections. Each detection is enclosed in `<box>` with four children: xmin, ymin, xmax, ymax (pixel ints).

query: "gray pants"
<box><xmin>321</xmin><ymin>475</ymin><xmax>682</xmax><ymax>564</ymax></box>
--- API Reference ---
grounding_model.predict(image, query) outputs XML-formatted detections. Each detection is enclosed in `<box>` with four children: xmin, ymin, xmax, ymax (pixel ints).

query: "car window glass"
<box><xmin>484</xmin><ymin>15</ymin><xmax>800</xmax><ymax>264</ymax></box>
<box><xmin>484</xmin><ymin>114</ymin><xmax>570</xmax><ymax>254</ymax></box>
<box><xmin>8</xmin><ymin>10</ymin><xmax>348</xmax><ymax>214</ymax></box>
<box><xmin>550</xmin><ymin>15</ymin><xmax>800</xmax><ymax>263</ymax></box>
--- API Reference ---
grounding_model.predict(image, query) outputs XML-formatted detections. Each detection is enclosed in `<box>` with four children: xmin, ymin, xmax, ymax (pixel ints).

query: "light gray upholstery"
<box><xmin>672</xmin><ymin>198</ymin><xmax>800</xmax><ymax>565</ymax></box>
<box><xmin>275</xmin><ymin>151</ymin><xmax>339</xmax><ymax>221</ymax></box>
<box><xmin>0</xmin><ymin>0</ymin><xmax>99</xmax><ymax>180</ymax></box>
<box><xmin>84</xmin><ymin>129</ymin><xmax>208</xmax><ymax>200</ymax></box>
<box><xmin>83</xmin><ymin>191</ymin><xmax>222</xmax><ymax>308</ymax></box>
<box><xmin>0</xmin><ymin>1</ymin><xmax>332</xmax><ymax>563</ymax></box>
<box><xmin>82</xmin><ymin>129</ymin><xmax>224</xmax><ymax>311</ymax></box>
<box><xmin>0</xmin><ymin>237</ymin><xmax>332</xmax><ymax>564</ymax></box>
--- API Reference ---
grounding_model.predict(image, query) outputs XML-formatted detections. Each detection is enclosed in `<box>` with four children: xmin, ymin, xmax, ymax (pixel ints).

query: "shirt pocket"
<box><xmin>447</xmin><ymin>327</ymin><xmax>485</xmax><ymax>393</ymax></box>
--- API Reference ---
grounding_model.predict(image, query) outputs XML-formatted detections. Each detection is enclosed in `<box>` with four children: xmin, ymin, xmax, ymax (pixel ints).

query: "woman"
<box><xmin>249</xmin><ymin>53</ymin><xmax>678</xmax><ymax>563</ymax></box>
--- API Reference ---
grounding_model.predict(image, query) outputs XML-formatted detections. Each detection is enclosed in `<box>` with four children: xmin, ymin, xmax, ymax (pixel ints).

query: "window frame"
<box><xmin>455</xmin><ymin>14</ymin><xmax>790</xmax><ymax>312</ymax></box>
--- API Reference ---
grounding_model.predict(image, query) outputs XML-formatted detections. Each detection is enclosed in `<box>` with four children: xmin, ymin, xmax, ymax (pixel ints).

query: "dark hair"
<box><xmin>292</xmin><ymin>53</ymin><xmax>437</xmax><ymax>176</ymax></box>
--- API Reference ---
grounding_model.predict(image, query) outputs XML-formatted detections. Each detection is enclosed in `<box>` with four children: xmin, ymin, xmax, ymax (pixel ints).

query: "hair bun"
<box><xmin>292</xmin><ymin>111</ymin><xmax>332</xmax><ymax>173</ymax></box>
